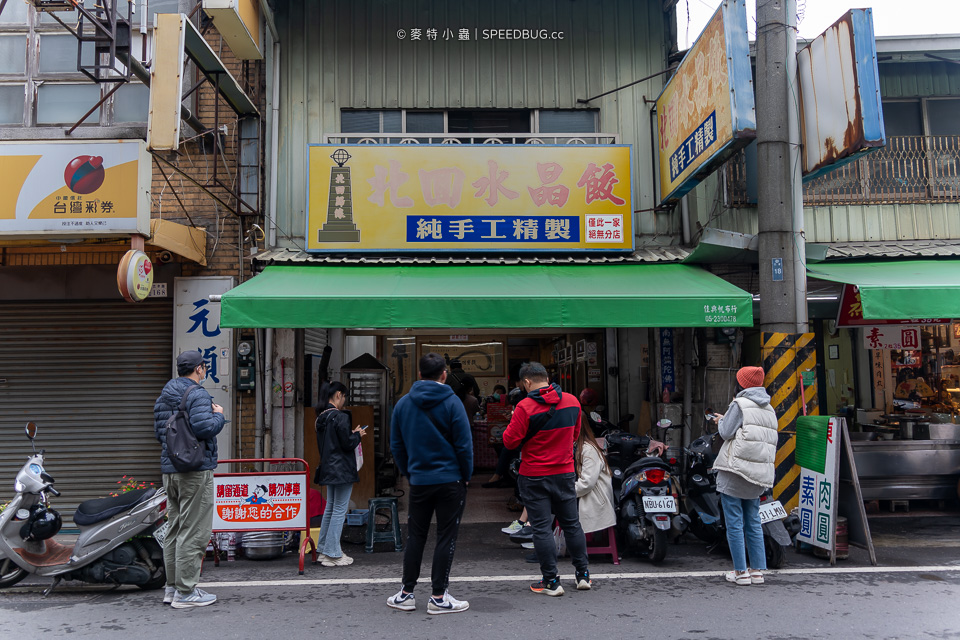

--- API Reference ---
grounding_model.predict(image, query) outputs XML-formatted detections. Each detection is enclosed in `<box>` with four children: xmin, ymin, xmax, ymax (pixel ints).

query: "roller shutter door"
<box><xmin>0</xmin><ymin>301</ymin><xmax>172</xmax><ymax>527</ymax></box>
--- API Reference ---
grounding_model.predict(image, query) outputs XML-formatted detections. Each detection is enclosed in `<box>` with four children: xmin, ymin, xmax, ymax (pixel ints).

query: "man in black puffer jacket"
<box><xmin>153</xmin><ymin>350</ymin><xmax>224</xmax><ymax>609</ymax></box>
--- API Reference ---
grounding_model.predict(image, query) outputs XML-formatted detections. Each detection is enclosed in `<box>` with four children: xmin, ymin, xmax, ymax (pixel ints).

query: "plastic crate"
<box><xmin>344</xmin><ymin>509</ymin><xmax>369</xmax><ymax>526</ymax></box>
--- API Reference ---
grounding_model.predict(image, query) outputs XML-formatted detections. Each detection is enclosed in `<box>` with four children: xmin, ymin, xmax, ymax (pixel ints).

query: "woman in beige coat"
<box><xmin>574</xmin><ymin>422</ymin><xmax>616</xmax><ymax>535</ymax></box>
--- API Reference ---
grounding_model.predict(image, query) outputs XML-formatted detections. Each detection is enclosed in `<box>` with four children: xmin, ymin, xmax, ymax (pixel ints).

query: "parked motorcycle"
<box><xmin>0</xmin><ymin>423</ymin><xmax>168</xmax><ymax>593</ymax></box>
<box><xmin>605</xmin><ymin>431</ymin><xmax>685</xmax><ymax>564</ymax></box>
<box><xmin>681</xmin><ymin>422</ymin><xmax>791</xmax><ymax>569</ymax></box>
<box><xmin>586</xmin><ymin>409</ymin><xmax>634</xmax><ymax>438</ymax></box>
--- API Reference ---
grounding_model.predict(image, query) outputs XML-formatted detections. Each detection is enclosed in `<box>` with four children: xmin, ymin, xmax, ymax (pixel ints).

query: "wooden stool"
<box><xmin>365</xmin><ymin>497</ymin><xmax>403</xmax><ymax>553</ymax></box>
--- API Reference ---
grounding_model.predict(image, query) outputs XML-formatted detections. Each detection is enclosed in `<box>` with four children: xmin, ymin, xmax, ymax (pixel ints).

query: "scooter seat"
<box><xmin>73</xmin><ymin>488</ymin><xmax>156</xmax><ymax>526</ymax></box>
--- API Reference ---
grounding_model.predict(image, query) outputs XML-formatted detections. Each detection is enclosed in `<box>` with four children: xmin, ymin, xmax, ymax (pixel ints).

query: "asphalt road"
<box><xmin>1</xmin><ymin>517</ymin><xmax>959</xmax><ymax>640</ymax></box>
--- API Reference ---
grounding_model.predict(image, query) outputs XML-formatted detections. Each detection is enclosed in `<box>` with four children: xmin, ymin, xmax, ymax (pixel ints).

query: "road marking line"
<box><xmin>198</xmin><ymin>564</ymin><xmax>960</xmax><ymax>588</ymax></box>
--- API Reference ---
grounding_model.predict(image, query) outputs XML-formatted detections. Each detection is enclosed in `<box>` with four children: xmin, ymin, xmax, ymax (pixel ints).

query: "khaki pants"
<box><xmin>162</xmin><ymin>470</ymin><xmax>214</xmax><ymax>594</ymax></box>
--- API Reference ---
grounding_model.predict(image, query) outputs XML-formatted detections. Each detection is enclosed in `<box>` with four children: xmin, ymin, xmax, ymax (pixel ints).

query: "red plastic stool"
<box><xmin>585</xmin><ymin>526</ymin><xmax>619</xmax><ymax>565</ymax></box>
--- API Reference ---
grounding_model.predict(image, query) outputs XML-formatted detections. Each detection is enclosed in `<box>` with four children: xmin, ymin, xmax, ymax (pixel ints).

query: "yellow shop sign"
<box><xmin>306</xmin><ymin>144</ymin><xmax>633</xmax><ymax>252</ymax></box>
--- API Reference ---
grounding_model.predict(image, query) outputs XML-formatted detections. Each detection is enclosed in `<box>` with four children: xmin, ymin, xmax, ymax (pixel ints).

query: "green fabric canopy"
<box><xmin>220</xmin><ymin>263</ymin><xmax>753</xmax><ymax>329</ymax></box>
<box><xmin>807</xmin><ymin>260</ymin><xmax>960</xmax><ymax>320</ymax></box>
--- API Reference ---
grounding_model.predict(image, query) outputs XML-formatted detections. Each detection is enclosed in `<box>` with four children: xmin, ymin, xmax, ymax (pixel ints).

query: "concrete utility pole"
<box><xmin>755</xmin><ymin>0</ymin><xmax>808</xmax><ymax>333</ymax></box>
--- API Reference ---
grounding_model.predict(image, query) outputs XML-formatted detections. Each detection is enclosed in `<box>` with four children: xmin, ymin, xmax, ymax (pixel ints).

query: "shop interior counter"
<box><xmin>850</xmin><ymin>423</ymin><xmax>960</xmax><ymax>501</ymax></box>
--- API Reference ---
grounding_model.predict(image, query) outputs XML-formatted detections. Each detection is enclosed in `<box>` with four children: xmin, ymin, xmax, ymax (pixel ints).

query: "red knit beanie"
<box><xmin>736</xmin><ymin>366</ymin><xmax>765</xmax><ymax>389</ymax></box>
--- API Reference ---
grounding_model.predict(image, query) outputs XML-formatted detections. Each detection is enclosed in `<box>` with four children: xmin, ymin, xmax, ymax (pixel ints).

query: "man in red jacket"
<box><xmin>502</xmin><ymin>362</ymin><xmax>590</xmax><ymax>597</ymax></box>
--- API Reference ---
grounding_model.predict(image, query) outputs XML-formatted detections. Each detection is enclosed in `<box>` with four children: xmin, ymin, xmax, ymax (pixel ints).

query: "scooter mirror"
<box><xmin>25</xmin><ymin>422</ymin><xmax>37</xmax><ymax>440</ymax></box>
<box><xmin>590</xmin><ymin>412</ymin><xmax>602</xmax><ymax>423</ymax></box>
<box><xmin>656</xmin><ymin>419</ymin><xmax>672</xmax><ymax>429</ymax></box>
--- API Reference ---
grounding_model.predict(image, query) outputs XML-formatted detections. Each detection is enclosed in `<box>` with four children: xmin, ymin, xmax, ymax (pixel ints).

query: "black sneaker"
<box><xmin>530</xmin><ymin>576</ymin><xmax>564</xmax><ymax>597</ymax></box>
<box><xmin>576</xmin><ymin>570</ymin><xmax>592</xmax><ymax>590</ymax></box>
<box><xmin>509</xmin><ymin>524</ymin><xmax>534</xmax><ymax>544</ymax></box>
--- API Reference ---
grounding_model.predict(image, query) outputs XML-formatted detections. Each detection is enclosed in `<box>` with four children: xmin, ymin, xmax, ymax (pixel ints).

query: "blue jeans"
<box><xmin>317</xmin><ymin>483</ymin><xmax>353</xmax><ymax>558</ymax></box>
<box><xmin>721</xmin><ymin>493</ymin><xmax>766</xmax><ymax>572</ymax></box>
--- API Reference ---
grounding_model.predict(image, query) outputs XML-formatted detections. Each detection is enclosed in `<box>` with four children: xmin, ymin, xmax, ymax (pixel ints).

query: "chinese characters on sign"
<box><xmin>655</xmin><ymin>0</ymin><xmax>755</xmax><ymax>203</ymax></box>
<box><xmin>796</xmin><ymin>416</ymin><xmax>840</xmax><ymax>551</ymax></box>
<box><xmin>0</xmin><ymin>140</ymin><xmax>150</xmax><ymax>238</ymax></box>
<box><xmin>659</xmin><ymin>328</ymin><xmax>676</xmax><ymax>394</ymax></box>
<box><xmin>307</xmin><ymin>145</ymin><xmax>633</xmax><ymax>252</ymax></box>
<box><xmin>702</xmin><ymin>302</ymin><xmax>740</xmax><ymax>325</ymax></box>
<box><xmin>213</xmin><ymin>474</ymin><xmax>307</xmax><ymax>530</ymax></box>
<box><xmin>862</xmin><ymin>326</ymin><xmax>920</xmax><ymax>351</ymax></box>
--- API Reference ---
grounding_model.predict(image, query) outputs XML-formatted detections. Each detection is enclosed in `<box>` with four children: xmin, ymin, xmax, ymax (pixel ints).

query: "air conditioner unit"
<box><xmin>202</xmin><ymin>0</ymin><xmax>263</xmax><ymax>60</ymax></box>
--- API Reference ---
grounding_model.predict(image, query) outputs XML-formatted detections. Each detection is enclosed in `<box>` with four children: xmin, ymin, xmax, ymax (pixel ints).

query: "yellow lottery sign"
<box><xmin>306</xmin><ymin>144</ymin><xmax>633</xmax><ymax>252</ymax></box>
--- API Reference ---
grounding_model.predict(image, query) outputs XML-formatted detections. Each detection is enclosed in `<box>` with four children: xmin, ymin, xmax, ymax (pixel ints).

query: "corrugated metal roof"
<box><xmin>825</xmin><ymin>240</ymin><xmax>960</xmax><ymax>259</ymax></box>
<box><xmin>252</xmin><ymin>246</ymin><xmax>691</xmax><ymax>267</ymax></box>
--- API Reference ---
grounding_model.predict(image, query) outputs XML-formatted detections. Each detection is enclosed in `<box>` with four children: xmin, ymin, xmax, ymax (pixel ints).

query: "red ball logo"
<box><xmin>64</xmin><ymin>155</ymin><xmax>105</xmax><ymax>194</ymax></box>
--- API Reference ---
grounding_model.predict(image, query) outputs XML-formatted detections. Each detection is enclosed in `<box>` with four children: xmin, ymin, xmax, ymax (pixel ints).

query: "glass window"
<box><xmin>39</xmin><ymin>34</ymin><xmax>95</xmax><ymax>74</ymax></box>
<box><xmin>0</xmin><ymin>36</ymin><xmax>27</xmax><ymax>75</ymax></box>
<box><xmin>0</xmin><ymin>85</ymin><xmax>25</xmax><ymax>125</ymax></box>
<box><xmin>405</xmin><ymin>111</ymin><xmax>443</xmax><ymax>133</ymax></box>
<box><xmin>447</xmin><ymin>110</ymin><xmax>530</xmax><ymax>134</ymax></box>
<box><xmin>113</xmin><ymin>82</ymin><xmax>148</xmax><ymax>122</ymax></box>
<box><xmin>36</xmin><ymin>83</ymin><xmax>101</xmax><ymax>124</ymax></box>
<box><xmin>382</xmin><ymin>110</ymin><xmax>401</xmax><ymax>133</ymax></box>
<box><xmin>0</xmin><ymin>1</ymin><xmax>29</xmax><ymax>24</ymax></box>
<box><xmin>882</xmin><ymin>101</ymin><xmax>922</xmax><ymax>137</ymax></box>
<box><xmin>538</xmin><ymin>109</ymin><xmax>598</xmax><ymax>134</ymax></box>
<box><xmin>341</xmin><ymin>110</ymin><xmax>382</xmax><ymax>133</ymax></box>
<box><xmin>927</xmin><ymin>99</ymin><xmax>960</xmax><ymax>136</ymax></box>
<box><xmin>148</xmin><ymin>0</ymin><xmax>181</xmax><ymax>23</ymax></box>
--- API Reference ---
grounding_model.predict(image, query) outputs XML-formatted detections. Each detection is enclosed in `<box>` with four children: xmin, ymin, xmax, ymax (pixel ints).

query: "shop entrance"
<box><xmin>303</xmin><ymin>328</ymin><xmax>607</xmax><ymax>523</ymax></box>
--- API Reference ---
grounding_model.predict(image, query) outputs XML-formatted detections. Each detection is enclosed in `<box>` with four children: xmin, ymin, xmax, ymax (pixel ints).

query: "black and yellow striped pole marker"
<box><xmin>762</xmin><ymin>332</ymin><xmax>819</xmax><ymax>512</ymax></box>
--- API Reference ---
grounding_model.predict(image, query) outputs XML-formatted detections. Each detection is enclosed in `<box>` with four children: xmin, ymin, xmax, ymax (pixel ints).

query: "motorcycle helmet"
<box><xmin>507</xmin><ymin>387</ymin><xmax>526</xmax><ymax>407</ymax></box>
<box><xmin>578</xmin><ymin>388</ymin><xmax>599</xmax><ymax>407</ymax></box>
<box><xmin>19</xmin><ymin>504</ymin><xmax>62</xmax><ymax>542</ymax></box>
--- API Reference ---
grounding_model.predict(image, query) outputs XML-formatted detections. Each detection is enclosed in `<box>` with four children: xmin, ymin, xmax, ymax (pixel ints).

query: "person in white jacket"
<box><xmin>711</xmin><ymin>366</ymin><xmax>779</xmax><ymax>587</ymax></box>
<box><xmin>574</xmin><ymin>422</ymin><xmax>616</xmax><ymax>539</ymax></box>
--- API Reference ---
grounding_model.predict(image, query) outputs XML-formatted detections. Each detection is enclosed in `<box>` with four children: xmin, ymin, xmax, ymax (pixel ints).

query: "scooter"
<box><xmin>605</xmin><ymin>431</ymin><xmax>684</xmax><ymax>564</ymax></box>
<box><xmin>0</xmin><ymin>423</ymin><xmax>168</xmax><ymax>594</ymax></box>
<box><xmin>681</xmin><ymin>419</ymin><xmax>792</xmax><ymax>568</ymax></box>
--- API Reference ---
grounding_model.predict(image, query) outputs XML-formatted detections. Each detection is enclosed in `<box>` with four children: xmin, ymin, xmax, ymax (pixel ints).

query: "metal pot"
<box><xmin>240</xmin><ymin>532</ymin><xmax>285</xmax><ymax>560</ymax></box>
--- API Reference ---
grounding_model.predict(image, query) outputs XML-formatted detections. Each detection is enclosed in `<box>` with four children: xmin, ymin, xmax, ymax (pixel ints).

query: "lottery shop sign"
<box><xmin>306</xmin><ymin>144</ymin><xmax>633</xmax><ymax>252</ymax></box>
<box><xmin>836</xmin><ymin>284</ymin><xmax>948</xmax><ymax>327</ymax></box>
<box><xmin>213</xmin><ymin>474</ymin><xmax>307</xmax><ymax>531</ymax></box>
<box><xmin>0</xmin><ymin>140</ymin><xmax>150</xmax><ymax>238</ymax></box>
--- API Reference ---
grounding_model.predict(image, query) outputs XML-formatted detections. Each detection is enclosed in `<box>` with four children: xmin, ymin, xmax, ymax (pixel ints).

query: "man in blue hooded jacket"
<box><xmin>387</xmin><ymin>352</ymin><xmax>473</xmax><ymax>615</ymax></box>
<box><xmin>153</xmin><ymin>350</ymin><xmax>224</xmax><ymax>609</ymax></box>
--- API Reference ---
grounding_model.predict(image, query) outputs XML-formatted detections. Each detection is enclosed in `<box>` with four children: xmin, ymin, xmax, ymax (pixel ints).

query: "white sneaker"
<box><xmin>163</xmin><ymin>586</ymin><xmax>176</xmax><ymax>604</ymax></box>
<box><xmin>386</xmin><ymin>588</ymin><xmax>416</xmax><ymax>611</ymax></box>
<box><xmin>321</xmin><ymin>553</ymin><xmax>354</xmax><ymax>567</ymax></box>
<box><xmin>521</xmin><ymin>542</ymin><xmax>535</xmax><ymax>549</ymax></box>
<box><xmin>170</xmin><ymin>588</ymin><xmax>217</xmax><ymax>609</ymax></box>
<box><xmin>427</xmin><ymin>590</ymin><xmax>469</xmax><ymax>615</ymax></box>
<box><xmin>501</xmin><ymin>520</ymin><xmax>523</xmax><ymax>534</ymax></box>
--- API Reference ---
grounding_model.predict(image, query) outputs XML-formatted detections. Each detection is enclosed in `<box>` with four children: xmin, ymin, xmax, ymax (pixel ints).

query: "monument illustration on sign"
<box><xmin>317</xmin><ymin>148</ymin><xmax>360</xmax><ymax>242</ymax></box>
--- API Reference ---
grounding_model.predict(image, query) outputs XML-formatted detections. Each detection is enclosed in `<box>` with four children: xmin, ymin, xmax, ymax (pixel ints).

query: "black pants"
<box><xmin>495</xmin><ymin>446</ymin><xmax>519</xmax><ymax>478</ymax></box>
<box><xmin>402</xmin><ymin>481</ymin><xmax>467</xmax><ymax>596</ymax></box>
<box><xmin>518</xmin><ymin>473</ymin><xmax>589</xmax><ymax>581</ymax></box>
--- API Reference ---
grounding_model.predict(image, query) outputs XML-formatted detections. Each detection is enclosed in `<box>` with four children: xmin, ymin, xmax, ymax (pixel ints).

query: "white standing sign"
<box><xmin>213</xmin><ymin>474</ymin><xmax>307</xmax><ymax>531</ymax></box>
<box><xmin>796</xmin><ymin>416</ymin><xmax>840</xmax><ymax>552</ymax></box>
<box><xmin>174</xmin><ymin>277</ymin><xmax>235</xmax><ymax>460</ymax></box>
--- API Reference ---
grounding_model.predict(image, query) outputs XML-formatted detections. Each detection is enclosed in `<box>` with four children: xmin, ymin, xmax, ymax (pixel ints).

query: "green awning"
<box><xmin>807</xmin><ymin>260</ymin><xmax>960</xmax><ymax>320</ymax></box>
<box><xmin>220</xmin><ymin>264</ymin><xmax>753</xmax><ymax>329</ymax></box>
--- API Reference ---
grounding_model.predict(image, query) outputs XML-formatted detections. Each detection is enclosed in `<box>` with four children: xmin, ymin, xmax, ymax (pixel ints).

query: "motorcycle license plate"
<box><xmin>641</xmin><ymin>495</ymin><xmax>677</xmax><ymax>514</ymax></box>
<box><xmin>759</xmin><ymin>501</ymin><xmax>788</xmax><ymax>524</ymax></box>
<box><xmin>152</xmin><ymin>521</ymin><xmax>170</xmax><ymax>547</ymax></box>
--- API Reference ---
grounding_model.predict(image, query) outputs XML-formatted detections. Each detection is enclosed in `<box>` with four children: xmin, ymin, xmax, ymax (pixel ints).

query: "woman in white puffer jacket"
<box><xmin>711</xmin><ymin>366</ymin><xmax>779</xmax><ymax>586</ymax></box>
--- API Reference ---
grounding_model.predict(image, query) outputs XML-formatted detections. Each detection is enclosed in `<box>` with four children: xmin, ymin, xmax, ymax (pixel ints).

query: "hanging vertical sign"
<box><xmin>174</xmin><ymin>276</ymin><xmax>236</xmax><ymax>460</ymax></box>
<box><xmin>659</xmin><ymin>328</ymin><xmax>676</xmax><ymax>395</ymax></box>
<box><xmin>655</xmin><ymin>0</ymin><xmax>756</xmax><ymax>203</ymax></box>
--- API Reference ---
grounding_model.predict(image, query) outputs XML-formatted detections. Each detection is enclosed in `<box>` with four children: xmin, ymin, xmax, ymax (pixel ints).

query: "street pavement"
<box><xmin>1</xmin><ymin>516</ymin><xmax>959</xmax><ymax>639</ymax></box>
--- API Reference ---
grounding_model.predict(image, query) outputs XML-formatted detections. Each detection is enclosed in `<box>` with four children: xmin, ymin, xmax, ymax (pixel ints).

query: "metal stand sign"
<box><xmin>212</xmin><ymin>458</ymin><xmax>317</xmax><ymax>574</ymax></box>
<box><xmin>796</xmin><ymin>417</ymin><xmax>876</xmax><ymax>565</ymax></box>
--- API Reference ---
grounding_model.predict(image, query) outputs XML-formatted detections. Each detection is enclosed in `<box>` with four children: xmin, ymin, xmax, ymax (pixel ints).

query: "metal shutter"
<box><xmin>0</xmin><ymin>301</ymin><xmax>172</xmax><ymax>528</ymax></box>
<box><xmin>304</xmin><ymin>328</ymin><xmax>329</xmax><ymax>356</ymax></box>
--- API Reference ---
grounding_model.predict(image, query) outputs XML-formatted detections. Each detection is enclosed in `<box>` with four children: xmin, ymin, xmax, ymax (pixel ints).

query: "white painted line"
<box><xmin>198</xmin><ymin>564</ymin><xmax>960</xmax><ymax>589</ymax></box>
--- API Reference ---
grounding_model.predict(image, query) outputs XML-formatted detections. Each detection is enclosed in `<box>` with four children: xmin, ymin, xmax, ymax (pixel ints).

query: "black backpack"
<box><xmin>165</xmin><ymin>384</ymin><xmax>207</xmax><ymax>472</ymax></box>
